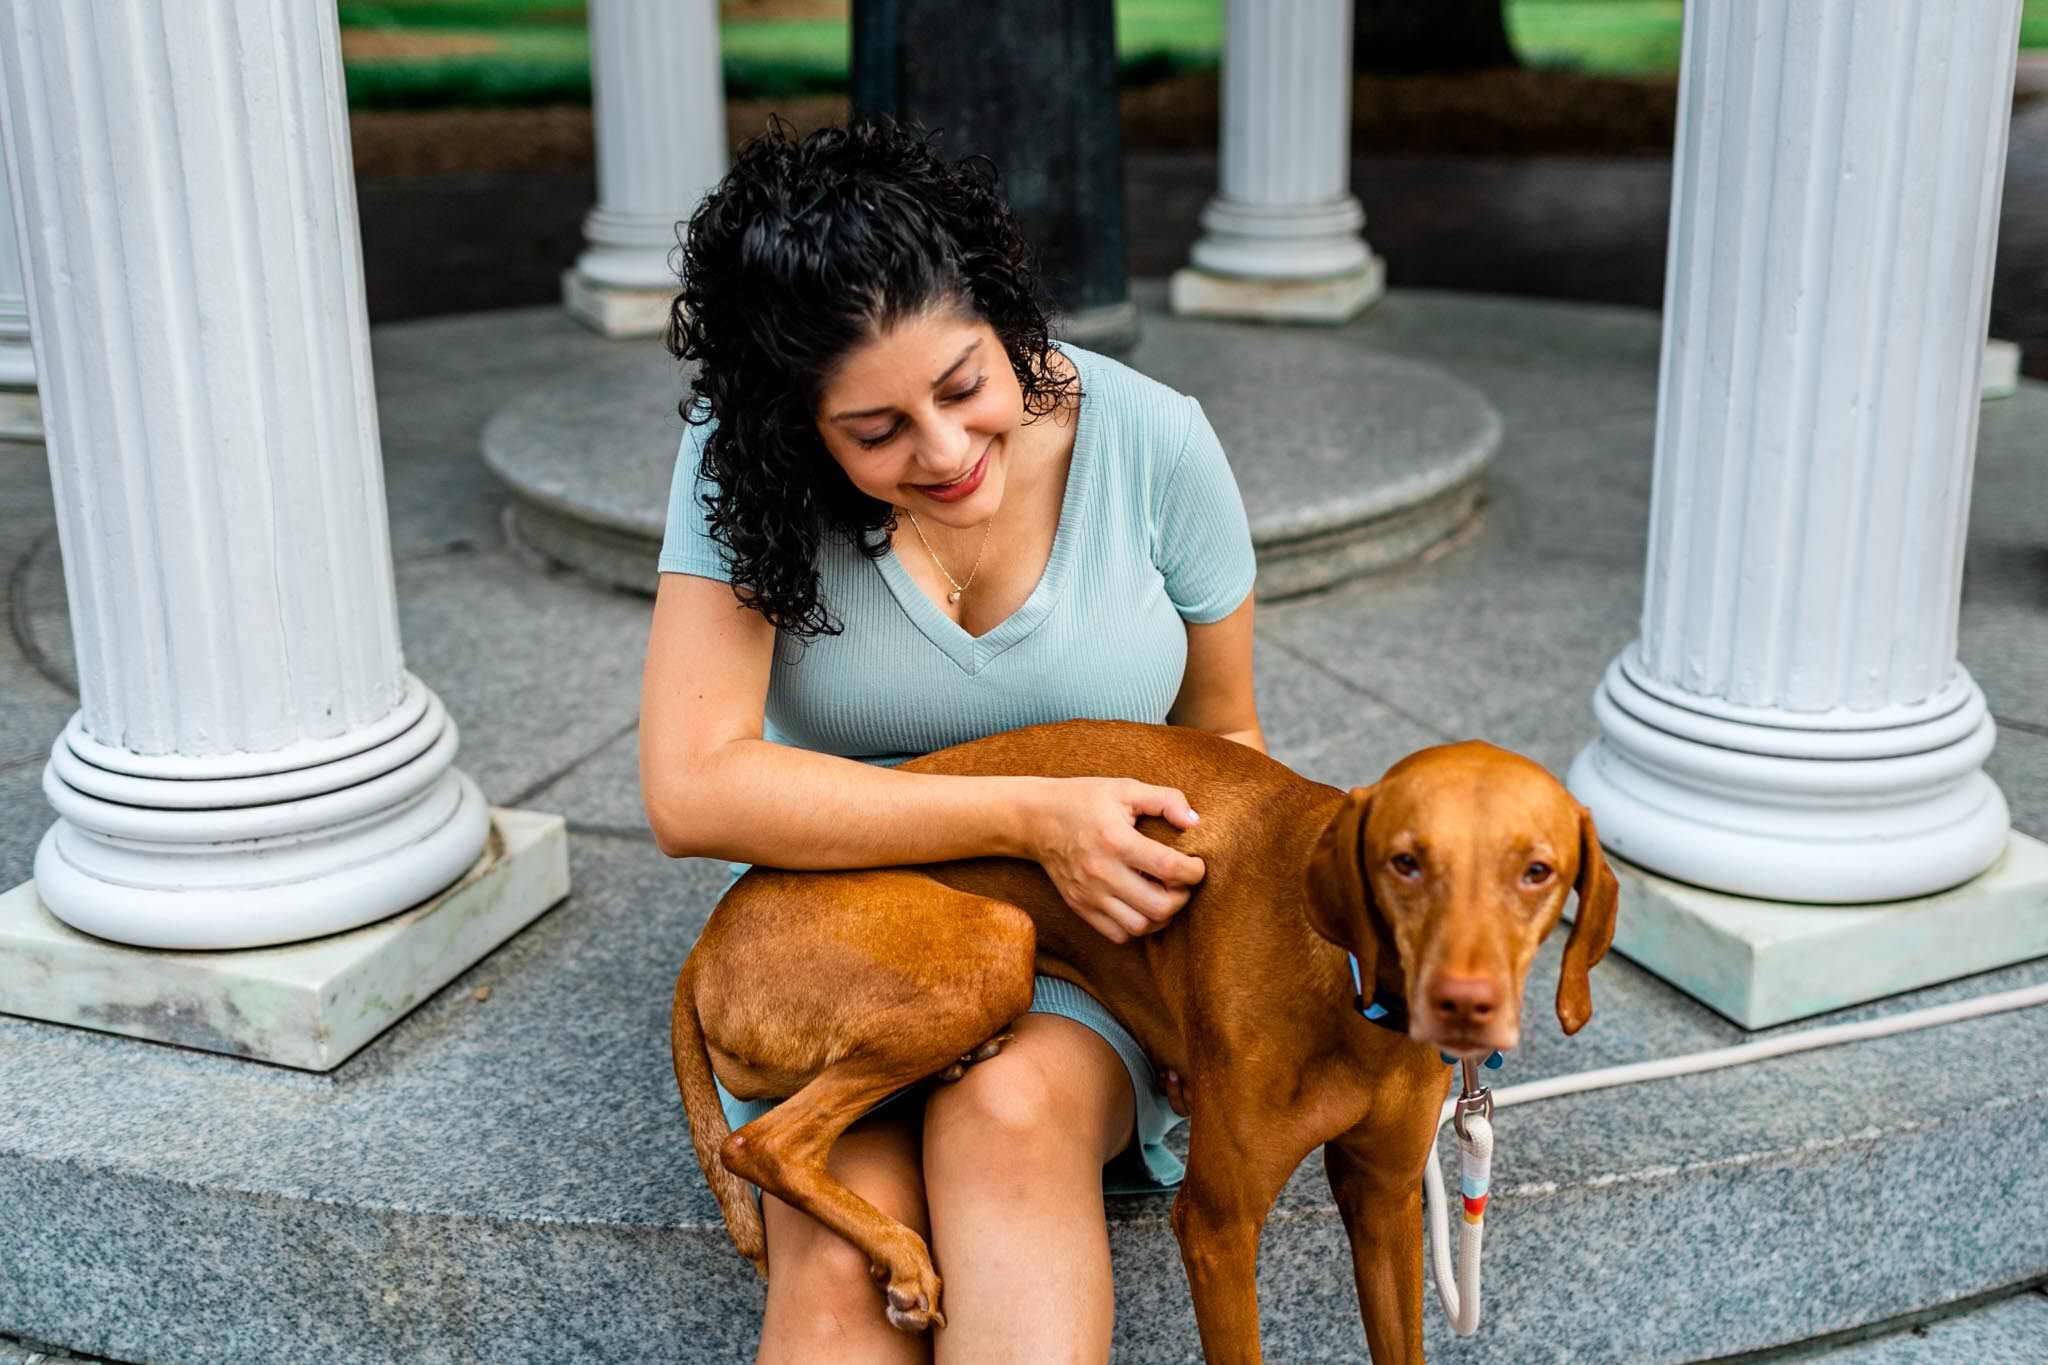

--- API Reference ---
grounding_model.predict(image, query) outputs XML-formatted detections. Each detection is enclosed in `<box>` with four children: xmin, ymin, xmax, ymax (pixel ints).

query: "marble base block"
<box><xmin>1168</xmin><ymin>257</ymin><xmax>1385</xmax><ymax>324</ymax></box>
<box><xmin>0</xmin><ymin>807</ymin><xmax>570</xmax><ymax>1070</ymax></box>
<box><xmin>1983</xmin><ymin>338</ymin><xmax>2021</xmax><ymax>399</ymax></box>
<box><xmin>1597</xmin><ymin>832</ymin><xmax>2048</xmax><ymax>1029</ymax></box>
<box><xmin>561</xmin><ymin>267</ymin><xmax>673</xmax><ymax>339</ymax></box>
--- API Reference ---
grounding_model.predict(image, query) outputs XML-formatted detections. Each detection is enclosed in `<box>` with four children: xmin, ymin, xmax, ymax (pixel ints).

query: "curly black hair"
<box><xmin>666</xmin><ymin>117</ymin><xmax>1078</xmax><ymax>641</ymax></box>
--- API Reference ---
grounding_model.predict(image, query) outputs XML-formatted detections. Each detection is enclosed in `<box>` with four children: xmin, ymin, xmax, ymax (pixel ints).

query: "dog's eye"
<box><xmin>1390</xmin><ymin>853</ymin><xmax>1421</xmax><ymax>878</ymax></box>
<box><xmin>1523</xmin><ymin>862</ymin><xmax>1553</xmax><ymax>885</ymax></box>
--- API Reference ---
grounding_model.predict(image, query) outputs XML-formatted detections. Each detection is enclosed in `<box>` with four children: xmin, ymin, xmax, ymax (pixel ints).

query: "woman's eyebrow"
<box><xmin>829</xmin><ymin>340</ymin><xmax>981</xmax><ymax>421</ymax></box>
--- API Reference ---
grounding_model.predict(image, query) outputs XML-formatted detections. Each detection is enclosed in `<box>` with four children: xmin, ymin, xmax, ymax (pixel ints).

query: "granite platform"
<box><xmin>3</xmin><ymin>292</ymin><xmax>2046</xmax><ymax>1363</ymax></box>
<box><xmin>479</xmin><ymin>280</ymin><xmax>1500</xmax><ymax>602</ymax></box>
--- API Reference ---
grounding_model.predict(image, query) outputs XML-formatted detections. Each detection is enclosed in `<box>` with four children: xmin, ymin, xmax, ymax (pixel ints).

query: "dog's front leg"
<box><xmin>1324</xmin><ymin>1114</ymin><xmax>1440</xmax><ymax>1365</ymax></box>
<box><xmin>1170</xmin><ymin>1108</ymin><xmax>1305</xmax><ymax>1365</ymax></box>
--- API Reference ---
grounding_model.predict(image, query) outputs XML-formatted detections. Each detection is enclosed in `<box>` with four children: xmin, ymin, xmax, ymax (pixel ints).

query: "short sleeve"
<box><xmin>656</xmin><ymin>420</ymin><xmax>735</xmax><ymax>583</ymax></box>
<box><xmin>1153</xmin><ymin>397</ymin><xmax>1257</xmax><ymax>623</ymax></box>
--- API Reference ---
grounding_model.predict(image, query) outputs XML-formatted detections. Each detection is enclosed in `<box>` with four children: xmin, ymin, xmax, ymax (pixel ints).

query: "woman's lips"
<box><xmin>914</xmin><ymin>447</ymin><xmax>989</xmax><ymax>503</ymax></box>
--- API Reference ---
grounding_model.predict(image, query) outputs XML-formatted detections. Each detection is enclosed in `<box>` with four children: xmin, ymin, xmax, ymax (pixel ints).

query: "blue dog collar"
<box><xmin>1349</xmin><ymin>952</ymin><xmax>1505</xmax><ymax>1070</ymax></box>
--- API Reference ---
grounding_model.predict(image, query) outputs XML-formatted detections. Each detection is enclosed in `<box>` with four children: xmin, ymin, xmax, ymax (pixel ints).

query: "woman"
<box><xmin>639</xmin><ymin>119</ymin><xmax>1264</xmax><ymax>1363</ymax></box>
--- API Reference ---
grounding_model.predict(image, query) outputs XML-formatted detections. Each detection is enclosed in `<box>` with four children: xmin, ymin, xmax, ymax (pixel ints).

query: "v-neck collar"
<box><xmin>874</xmin><ymin>343</ymin><xmax>1098</xmax><ymax>677</ymax></box>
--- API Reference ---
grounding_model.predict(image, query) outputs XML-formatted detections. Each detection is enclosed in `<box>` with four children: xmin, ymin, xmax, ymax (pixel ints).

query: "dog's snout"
<box><xmin>1429</xmin><ymin>974</ymin><xmax>1502</xmax><ymax>1028</ymax></box>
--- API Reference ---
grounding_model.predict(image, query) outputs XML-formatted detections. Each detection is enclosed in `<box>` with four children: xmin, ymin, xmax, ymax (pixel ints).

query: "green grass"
<box><xmin>1508</xmin><ymin>1</ymin><xmax>1685</xmax><ymax>74</ymax></box>
<box><xmin>338</xmin><ymin>1</ymin><xmax>2048</xmax><ymax>111</ymax></box>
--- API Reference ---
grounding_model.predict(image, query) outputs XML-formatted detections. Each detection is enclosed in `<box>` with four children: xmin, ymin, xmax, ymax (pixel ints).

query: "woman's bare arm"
<box><xmin>1166</xmin><ymin>593</ymin><xmax>1266</xmax><ymax>754</ymax></box>
<box><xmin>638</xmin><ymin>572</ymin><xmax>1205</xmax><ymax>939</ymax></box>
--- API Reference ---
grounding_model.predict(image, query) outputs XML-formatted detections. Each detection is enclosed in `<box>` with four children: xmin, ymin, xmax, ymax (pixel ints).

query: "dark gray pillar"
<box><xmin>852</xmin><ymin>0</ymin><xmax>1137</xmax><ymax>352</ymax></box>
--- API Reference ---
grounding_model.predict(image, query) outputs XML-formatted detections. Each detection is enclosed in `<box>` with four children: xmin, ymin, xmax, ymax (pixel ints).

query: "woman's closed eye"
<box><xmin>850</xmin><ymin>375</ymin><xmax>989</xmax><ymax>449</ymax></box>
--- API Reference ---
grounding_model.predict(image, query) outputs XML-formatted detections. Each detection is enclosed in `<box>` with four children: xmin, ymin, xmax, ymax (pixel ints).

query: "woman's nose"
<box><xmin>910</xmin><ymin>411</ymin><xmax>974</xmax><ymax>473</ymax></box>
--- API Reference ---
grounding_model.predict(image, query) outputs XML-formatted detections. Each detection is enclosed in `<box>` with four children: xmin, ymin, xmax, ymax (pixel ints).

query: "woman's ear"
<box><xmin>1556</xmin><ymin>801</ymin><xmax>1620</xmax><ymax>1035</ymax></box>
<box><xmin>1305</xmin><ymin>786</ymin><xmax>1380</xmax><ymax>986</ymax></box>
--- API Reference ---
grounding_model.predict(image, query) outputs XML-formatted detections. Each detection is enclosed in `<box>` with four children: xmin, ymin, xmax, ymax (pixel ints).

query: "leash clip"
<box><xmin>1453</xmin><ymin>1057</ymin><xmax>1494</xmax><ymax>1142</ymax></box>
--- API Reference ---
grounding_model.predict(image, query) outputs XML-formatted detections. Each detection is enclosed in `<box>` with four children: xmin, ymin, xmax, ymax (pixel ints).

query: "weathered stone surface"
<box><xmin>0</xmin><ymin>808</ymin><xmax>570</xmax><ymax>1070</ymax></box>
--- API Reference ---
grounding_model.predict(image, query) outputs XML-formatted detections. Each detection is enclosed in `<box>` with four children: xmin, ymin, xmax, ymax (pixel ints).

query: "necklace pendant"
<box><xmin>947</xmin><ymin>589</ymin><xmax>962</xmax><ymax>604</ymax></box>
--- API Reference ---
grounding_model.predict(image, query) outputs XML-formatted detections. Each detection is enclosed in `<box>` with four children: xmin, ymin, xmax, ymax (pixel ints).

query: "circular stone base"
<box><xmin>481</xmin><ymin>280</ymin><xmax>1500</xmax><ymax>601</ymax></box>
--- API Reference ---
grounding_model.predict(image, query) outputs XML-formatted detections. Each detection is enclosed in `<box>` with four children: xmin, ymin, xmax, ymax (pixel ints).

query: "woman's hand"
<box><xmin>1020</xmin><ymin>777</ymin><xmax>1206</xmax><ymax>943</ymax></box>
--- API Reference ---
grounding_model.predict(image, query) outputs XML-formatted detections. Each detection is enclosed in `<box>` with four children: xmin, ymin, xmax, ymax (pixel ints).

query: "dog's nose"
<box><xmin>1430</xmin><ymin>975</ymin><xmax>1502</xmax><ymax>1029</ymax></box>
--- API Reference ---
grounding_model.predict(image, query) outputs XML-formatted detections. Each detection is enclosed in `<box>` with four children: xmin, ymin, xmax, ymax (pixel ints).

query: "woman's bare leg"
<box><xmin>921</xmin><ymin>1013</ymin><xmax>1138</xmax><ymax>1365</ymax></box>
<box><xmin>756</xmin><ymin>1105</ymin><xmax>933</xmax><ymax>1365</ymax></box>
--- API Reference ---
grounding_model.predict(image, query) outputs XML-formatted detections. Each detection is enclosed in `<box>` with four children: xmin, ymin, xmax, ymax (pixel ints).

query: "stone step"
<box><xmin>4</xmin><ymin>830</ymin><xmax>2045</xmax><ymax>1363</ymax></box>
<box><xmin>480</xmin><ymin>280</ymin><xmax>1500</xmax><ymax>601</ymax></box>
<box><xmin>5</xmin><ymin>292</ymin><xmax>2044</xmax><ymax>1363</ymax></box>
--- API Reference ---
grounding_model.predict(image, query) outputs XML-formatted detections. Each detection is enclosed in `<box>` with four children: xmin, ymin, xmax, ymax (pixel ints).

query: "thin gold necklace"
<box><xmin>902</xmin><ymin>508</ymin><xmax>994</xmax><ymax>605</ymax></box>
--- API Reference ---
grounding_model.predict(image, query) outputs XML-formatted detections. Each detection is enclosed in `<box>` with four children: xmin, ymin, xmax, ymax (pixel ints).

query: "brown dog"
<box><xmin>671</xmin><ymin>718</ymin><xmax>1617</xmax><ymax>1363</ymax></box>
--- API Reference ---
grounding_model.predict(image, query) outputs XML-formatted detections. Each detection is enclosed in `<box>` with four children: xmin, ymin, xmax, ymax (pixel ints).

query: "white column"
<box><xmin>0</xmin><ymin>159</ymin><xmax>37</xmax><ymax>438</ymax></box>
<box><xmin>0</xmin><ymin>0</ymin><xmax>489</xmax><ymax>950</ymax></box>
<box><xmin>1568</xmin><ymin>0</ymin><xmax>2023</xmax><ymax>905</ymax></box>
<box><xmin>1170</xmin><ymin>0</ymin><xmax>1382</xmax><ymax>323</ymax></box>
<box><xmin>562</xmin><ymin>0</ymin><xmax>727</xmax><ymax>337</ymax></box>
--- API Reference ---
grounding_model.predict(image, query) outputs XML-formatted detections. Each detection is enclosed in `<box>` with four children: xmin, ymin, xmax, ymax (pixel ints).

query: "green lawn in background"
<box><xmin>338</xmin><ymin>0</ymin><xmax>2048</xmax><ymax>110</ymax></box>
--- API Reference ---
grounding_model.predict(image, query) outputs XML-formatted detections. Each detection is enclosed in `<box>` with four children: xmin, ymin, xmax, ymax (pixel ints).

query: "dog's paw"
<box><xmin>883</xmin><ymin>1278</ymin><xmax>945</xmax><ymax>1333</ymax></box>
<box><xmin>936</xmin><ymin>1030</ymin><xmax>1014</xmax><ymax>1084</ymax></box>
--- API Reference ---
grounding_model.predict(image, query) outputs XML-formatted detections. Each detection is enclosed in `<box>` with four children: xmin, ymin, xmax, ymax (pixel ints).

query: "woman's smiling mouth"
<box><xmin>914</xmin><ymin>446</ymin><xmax>991</xmax><ymax>503</ymax></box>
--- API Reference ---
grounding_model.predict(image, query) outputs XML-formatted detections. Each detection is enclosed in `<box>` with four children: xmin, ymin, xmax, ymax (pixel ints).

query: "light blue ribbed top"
<box><xmin>657</xmin><ymin>341</ymin><xmax>1256</xmax><ymax>772</ymax></box>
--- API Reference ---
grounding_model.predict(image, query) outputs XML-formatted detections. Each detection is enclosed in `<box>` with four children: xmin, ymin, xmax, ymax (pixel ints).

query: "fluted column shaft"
<box><xmin>0</xmin><ymin>0</ymin><xmax>487</xmax><ymax>949</ymax></box>
<box><xmin>1190</xmin><ymin>0</ymin><xmax>1369</xmax><ymax>281</ymax></box>
<box><xmin>0</xmin><ymin>165</ymin><xmax>30</xmax><ymax>389</ymax></box>
<box><xmin>575</xmin><ymin>0</ymin><xmax>726</xmax><ymax>291</ymax></box>
<box><xmin>1568</xmin><ymin>0</ymin><xmax>2021</xmax><ymax>903</ymax></box>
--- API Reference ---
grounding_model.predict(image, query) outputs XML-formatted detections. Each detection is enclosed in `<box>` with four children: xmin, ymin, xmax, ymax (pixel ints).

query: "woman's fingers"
<box><xmin>1120</xmin><ymin>785</ymin><xmax>1207</xmax><ymax>886</ymax></box>
<box><xmin>1125</xmin><ymin>783</ymin><xmax>1202</xmax><ymax>832</ymax></box>
<box><xmin>1113</xmin><ymin>867</ymin><xmax>1189</xmax><ymax>927</ymax></box>
<box><xmin>1092</xmin><ymin>896</ymin><xmax>1151</xmax><ymax>942</ymax></box>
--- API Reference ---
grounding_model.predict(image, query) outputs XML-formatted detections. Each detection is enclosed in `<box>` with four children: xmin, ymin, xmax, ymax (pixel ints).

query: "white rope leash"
<box><xmin>1422</xmin><ymin>978</ymin><xmax>2048</xmax><ymax>1335</ymax></box>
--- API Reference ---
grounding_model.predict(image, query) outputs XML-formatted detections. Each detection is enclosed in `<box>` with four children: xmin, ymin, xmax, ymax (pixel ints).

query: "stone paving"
<box><xmin>2</xmin><ymin>292</ymin><xmax>2045</xmax><ymax>1363</ymax></box>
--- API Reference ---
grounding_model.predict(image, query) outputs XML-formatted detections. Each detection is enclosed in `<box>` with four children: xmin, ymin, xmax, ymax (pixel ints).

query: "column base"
<box><xmin>1984</xmin><ymin>338</ymin><xmax>2021</xmax><ymax>399</ymax></box>
<box><xmin>1168</xmin><ymin>256</ymin><xmax>1385</xmax><ymax>325</ymax></box>
<box><xmin>1569</xmin><ymin>653</ymin><xmax>2010</xmax><ymax>903</ymax></box>
<box><xmin>1597</xmin><ymin>833</ymin><xmax>2048</xmax><ymax>1029</ymax></box>
<box><xmin>561</xmin><ymin>267</ymin><xmax>673</xmax><ymax>339</ymax></box>
<box><xmin>0</xmin><ymin>806</ymin><xmax>569</xmax><ymax>1071</ymax></box>
<box><xmin>1052</xmin><ymin>298</ymin><xmax>1141</xmax><ymax>353</ymax></box>
<box><xmin>0</xmin><ymin>385</ymin><xmax>41</xmax><ymax>441</ymax></box>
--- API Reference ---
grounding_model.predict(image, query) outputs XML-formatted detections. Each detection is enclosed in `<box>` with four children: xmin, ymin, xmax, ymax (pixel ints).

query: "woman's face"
<box><xmin>813</xmin><ymin>307</ymin><xmax>1025</xmax><ymax>529</ymax></box>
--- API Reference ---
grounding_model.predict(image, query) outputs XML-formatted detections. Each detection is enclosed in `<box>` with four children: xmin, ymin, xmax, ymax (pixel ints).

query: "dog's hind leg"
<box><xmin>709</xmin><ymin>878</ymin><xmax>1037</xmax><ymax>1334</ymax></box>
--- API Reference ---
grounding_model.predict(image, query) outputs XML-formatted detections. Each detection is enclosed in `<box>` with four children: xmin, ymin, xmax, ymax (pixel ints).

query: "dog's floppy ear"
<box><xmin>1305</xmin><ymin>785</ymin><xmax>1380</xmax><ymax>985</ymax></box>
<box><xmin>1556</xmin><ymin>800</ymin><xmax>1619</xmax><ymax>1035</ymax></box>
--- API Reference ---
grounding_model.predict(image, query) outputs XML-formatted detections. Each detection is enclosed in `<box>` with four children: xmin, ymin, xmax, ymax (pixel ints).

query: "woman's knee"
<box><xmin>923</xmin><ymin>1020</ymin><xmax>1133</xmax><ymax>1164</ymax></box>
<box><xmin>764</xmin><ymin>1196</ymin><xmax>888</xmax><ymax>1299</ymax></box>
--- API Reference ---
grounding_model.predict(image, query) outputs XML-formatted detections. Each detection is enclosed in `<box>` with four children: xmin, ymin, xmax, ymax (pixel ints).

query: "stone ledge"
<box><xmin>0</xmin><ymin>807</ymin><xmax>570</xmax><ymax>1070</ymax></box>
<box><xmin>483</xmin><ymin>281</ymin><xmax>1500</xmax><ymax>603</ymax></box>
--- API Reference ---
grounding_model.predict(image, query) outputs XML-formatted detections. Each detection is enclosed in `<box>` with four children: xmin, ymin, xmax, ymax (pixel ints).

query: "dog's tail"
<box><xmin>670</xmin><ymin>960</ymin><xmax>768</xmax><ymax>1275</ymax></box>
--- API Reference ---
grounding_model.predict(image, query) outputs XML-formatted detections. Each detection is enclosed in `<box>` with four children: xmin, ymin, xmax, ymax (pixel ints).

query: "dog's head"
<box><xmin>1304</xmin><ymin>741</ymin><xmax>1618</xmax><ymax>1058</ymax></box>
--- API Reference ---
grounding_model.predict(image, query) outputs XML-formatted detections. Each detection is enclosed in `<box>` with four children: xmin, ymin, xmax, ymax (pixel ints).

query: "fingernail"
<box><xmin>1186</xmin><ymin>809</ymin><xmax>1199</xmax><ymax>823</ymax></box>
